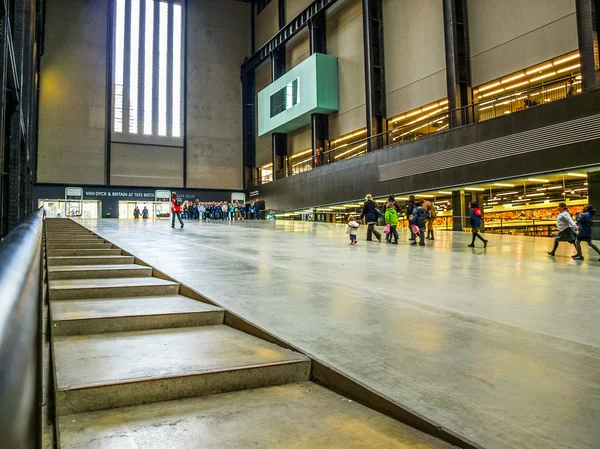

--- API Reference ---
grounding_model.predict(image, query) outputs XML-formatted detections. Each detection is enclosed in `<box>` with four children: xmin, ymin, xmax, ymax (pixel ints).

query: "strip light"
<box><xmin>290</xmin><ymin>149</ymin><xmax>312</xmax><ymax>159</ymax></box>
<box><xmin>438</xmin><ymin>191</ymin><xmax>452</xmax><ymax>194</ymax></box>
<box><xmin>494</xmin><ymin>183</ymin><xmax>514</xmax><ymax>187</ymax></box>
<box><xmin>526</xmin><ymin>63</ymin><xmax>553</xmax><ymax>75</ymax></box>
<box><xmin>553</xmin><ymin>53</ymin><xmax>580</xmax><ymax>65</ymax></box>
<box><xmin>567</xmin><ymin>172</ymin><xmax>587</xmax><ymax>177</ymax></box>
<box><xmin>529</xmin><ymin>72</ymin><xmax>556</xmax><ymax>83</ymax></box>
<box><xmin>466</xmin><ymin>187</ymin><xmax>485</xmax><ymax>191</ymax></box>
<box><xmin>528</xmin><ymin>178</ymin><xmax>549</xmax><ymax>183</ymax></box>
<box><xmin>501</xmin><ymin>73</ymin><xmax>526</xmax><ymax>84</ymax></box>
<box><xmin>557</xmin><ymin>63</ymin><xmax>581</xmax><ymax>74</ymax></box>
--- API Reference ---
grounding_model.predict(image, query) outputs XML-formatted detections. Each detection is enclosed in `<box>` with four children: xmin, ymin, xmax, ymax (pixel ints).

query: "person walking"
<box><xmin>468</xmin><ymin>201</ymin><xmax>488</xmax><ymax>248</ymax></box>
<box><xmin>141</xmin><ymin>206</ymin><xmax>149</xmax><ymax>219</ymax></box>
<box><xmin>385</xmin><ymin>202</ymin><xmax>399</xmax><ymax>244</ymax></box>
<box><xmin>410</xmin><ymin>199</ymin><xmax>427</xmax><ymax>246</ymax></box>
<box><xmin>346</xmin><ymin>214</ymin><xmax>360</xmax><ymax>245</ymax></box>
<box><xmin>548</xmin><ymin>202</ymin><xmax>576</xmax><ymax>256</ymax></box>
<box><xmin>171</xmin><ymin>191</ymin><xmax>184</xmax><ymax>229</ymax></box>
<box><xmin>221</xmin><ymin>202</ymin><xmax>229</xmax><ymax>221</ymax></box>
<box><xmin>572</xmin><ymin>205</ymin><xmax>600</xmax><ymax>261</ymax></box>
<box><xmin>360</xmin><ymin>194</ymin><xmax>382</xmax><ymax>242</ymax></box>
<box><xmin>406</xmin><ymin>195</ymin><xmax>416</xmax><ymax>241</ymax></box>
<box><xmin>133</xmin><ymin>206</ymin><xmax>140</xmax><ymax>219</ymax></box>
<box><xmin>382</xmin><ymin>195</ymin><xmax>400</xmax><ymax>242</ymax></box>
<box><xmin>425</xmin><ymin>200</ymin><xmax>436</xmax><ymax>240</ymax></box>
<box><xmin>254</xmin><ymin>200</ymin><xmax>261</xmax><ymax>220</ymax></box>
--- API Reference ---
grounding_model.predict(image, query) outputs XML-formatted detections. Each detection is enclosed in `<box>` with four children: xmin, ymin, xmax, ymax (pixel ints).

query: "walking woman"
<box><xmin>425</xmin><ymin>200</ymin><xmax>436</xmax><ymax>240</ymax></box>
<box><xmin>360</xmin><ymin>194</ymin><xmax>382</xmax><ymax>242</ymax></box>
<box><xmin>468</xmin><ymin>202</ymin><xmax>488</xmax><ymax>248</ymax></box>
<box><xmin>572</xmin><ymin>205</ymin><xmax>600</xmax><ymax>261</ymax></box>
<box><xmin>548</xmin><ymin>202</ymin><xmax>576</xmax><ymax>257</ymax></box>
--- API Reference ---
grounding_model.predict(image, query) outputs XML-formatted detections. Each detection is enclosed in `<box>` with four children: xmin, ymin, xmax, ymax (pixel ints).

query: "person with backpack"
<box><xmin>468</xmin><ymin>201</ymin><xmax>488</xmax><ymax>248</ymax></box>
<box><xmin>572</xmin><ymin>205</ymin><xmax>600</xmax><ymax>261</ymax></box>
<box><xmin>410</xmin><ymin>199</ymin><xmax>427</xmax><ymax>246</ymax></box>
<box><xmin>171</xmin><ymin>191</ymin><xmax>184</xmax><ymax>229</ymax></box>
<box><xmin>425</xmin><ymin>200</ymin><xmax>437</xmax><ymax>240</ymax></box>
<box><xmin>547</xmin><ymin>202</ymin><xmax>576</xmax><ymax>257</ymax></box>
<box><xmin>385</xmin><ymin>202</ymin><xmax>399</xmax><ymax>244</ymax></box>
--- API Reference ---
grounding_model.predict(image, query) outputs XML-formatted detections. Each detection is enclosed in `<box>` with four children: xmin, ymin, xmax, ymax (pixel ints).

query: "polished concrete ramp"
<box><xmin>46</xmin><ymin>219</ymin><xmax>454</xmax><ymax>448</ymax></box>
<box><xmin>79</xmin><ymin>218</ymin><xmax>600</xmax><ymax>449</ymax></box>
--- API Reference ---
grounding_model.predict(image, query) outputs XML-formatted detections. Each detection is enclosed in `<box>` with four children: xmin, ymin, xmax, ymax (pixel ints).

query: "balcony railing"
<box><xmin>248</xmin><ymin>74</ymin><xmax>580</xmax><ymax>188</ymax></box>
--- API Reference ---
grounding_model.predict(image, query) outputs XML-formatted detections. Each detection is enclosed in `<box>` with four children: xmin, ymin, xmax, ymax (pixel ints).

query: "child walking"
<box><xmin>346</xmin><ymin>215</ymin><xmax>360</xmax><ymax>245</ymax></box>
<box><xmin>384</xmin><ymin>202</ymin><xmax>399</xmax><ymax>244</ymax></box>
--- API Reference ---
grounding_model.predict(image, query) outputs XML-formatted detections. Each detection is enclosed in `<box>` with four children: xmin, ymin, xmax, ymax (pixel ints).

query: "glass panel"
<box><xmin>270</xmin><ymin>78</ymin><xmax>299</xmax><ymax>118</ymax></box>
<box><xmin>158</xmin><ymin>2</ymin><xmax>168</xmax><ymax>136</ymax></box>
<box><xmin>129</xmin><ymin>0</ymin><xmax>140</xmax><ymax>133</ymax></box>
<box><xmin>172</xmin><ymin>4</ymin><xmax>182</xmax><ymax>137</ymax></box>
<box><xmin>114</xmin><ymin>0</ymin><xmax>125</xmax><ymax>132</ymax></box>
<box><xmin>143</xmin><ymin>0</ymin><xmax>154</xmax><ymax>135</ymax></box>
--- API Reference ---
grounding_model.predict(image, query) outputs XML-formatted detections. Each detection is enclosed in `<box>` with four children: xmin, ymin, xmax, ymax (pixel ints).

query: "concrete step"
<box><xmin>46</xmin><ymin>242</ymin><xmax>111</xmax><ymax>249</ymax></box>
<box><xmin>52</xmin><ymin>325</ymin><xmax>311</xmax><ymax>415</ymax></box>
<box><xmin>48</xmin><ymin>264</ymin><xmax>152</xmax><ymax>280</ymax></box>
<box><xmin>56</xmin><ymin>382</ymin><xmax>453</xmax><ymax>449</ymax></box>
<box><xmin>47</xmin><ymin>248</ymin><xmax>123</xmax><ymax>257</ymax></box>
<box><xmin>46</xmin><ymin>237</ymin><xmax>103</xmax><ymax>242</ymax></box>
<box><xmin>48</xmin><ymin>255</ymin><xmax>134</xmax><ymax>267</ymax></box>
<box><xmin>49</xmin><ymin>277</ymin><xmax>179</xmax><ymax>300</ymax></box>
<box><xmin>50</xmin><ymin>295</ymin><xmax>224</xmax><ymax>336</ymax></box>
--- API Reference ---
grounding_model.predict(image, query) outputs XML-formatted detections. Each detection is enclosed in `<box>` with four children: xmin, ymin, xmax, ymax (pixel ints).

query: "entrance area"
<box><xmin>38</xmin><ymin>200</ymin><xmax>101</xmax><ymax>219</ymax></box>
<box><xmin>118</xmin><ymin>201</ymin><xmax>171</xmax><ymax>220</ymax></box>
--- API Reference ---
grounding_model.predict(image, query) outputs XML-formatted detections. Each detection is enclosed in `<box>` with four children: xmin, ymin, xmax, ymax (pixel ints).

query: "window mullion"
<box><xmin>166</xmin><ymin>3</ymin><xmax>174</xmax><ymax>137</ymax></box>
<box><xmin>123</xmin><ymin>0</ymin><xmax>132</xmax><ymax>135</ymax></box>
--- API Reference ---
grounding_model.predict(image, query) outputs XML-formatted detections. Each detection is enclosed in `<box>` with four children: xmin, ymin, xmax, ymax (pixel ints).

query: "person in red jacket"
<box><xmin>171</xmin><ymin>191</ymin><xmax>184</xmax><ymax>229</ymax></box>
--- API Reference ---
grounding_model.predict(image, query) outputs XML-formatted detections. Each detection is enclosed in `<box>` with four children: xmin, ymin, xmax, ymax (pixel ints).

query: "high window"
<box><xmin>113</xmin><ymin>0</ymin><xmax>183</xmax><ymax>138</ymax></box>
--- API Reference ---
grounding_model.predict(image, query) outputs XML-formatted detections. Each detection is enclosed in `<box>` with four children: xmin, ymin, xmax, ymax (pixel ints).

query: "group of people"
<box><xmin>348</xmin><ymin>194</ymin><xmax>448</xmax><ymax>247</ymax></box>
<box><xmin>170</xmin><ymin>192</ymin><xmax>262</xmax><ymax>229</ymax></box>
<box><xmin>133</xmin><ymin>206</ymin><xmax>149</xmax><ymax>219</ymax></box>
<box><xmin>348</xmin><ymin>194</ymin><xmax>598</xmax><ymax>262</ymax></box>
<box><xmin>548</xmin><ymin>202</ymin><xmax>599</xmax><ymax>261</ymax></box>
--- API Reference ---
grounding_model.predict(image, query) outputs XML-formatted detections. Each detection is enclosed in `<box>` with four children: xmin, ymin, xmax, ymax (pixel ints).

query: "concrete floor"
<box><xmin>82</xmin><ymin>218</ymin><xmax>600</xmax><ymax>449</ymax></box>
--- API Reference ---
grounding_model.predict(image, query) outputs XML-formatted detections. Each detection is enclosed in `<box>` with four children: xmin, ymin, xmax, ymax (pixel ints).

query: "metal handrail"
<box><xmin>0</xmin><ymin>208</ymin><xmax>44</xmax><ymax>449</ymax></box>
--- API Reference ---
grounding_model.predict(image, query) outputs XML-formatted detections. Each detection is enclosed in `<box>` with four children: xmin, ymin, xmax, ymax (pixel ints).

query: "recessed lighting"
<box><xmin>478</xmin><ymin>82</ymin><xmax>501</xmax><ymax>92</ymax></box>
<box><xmin>547</xmin><ymin>186</ymin><xmax>563</xmax><ymax>190</ymax></box>
<box><xmin>526</xmin><ymin>63</ymin><xmax>553</xmax><ymax>75</ymax></box>
<box><xmin>567</xmin><ymin>172</ymin><xmax>587</xmax><ymax>177</ymax></box>
<box><xmin>557</xmin><ymin>63</ymin><xmax>580</xmax><ymax>74</ymax></box>
<box><xmin>528</xmin><ymin>178</ymin><xmax>550</xmax><ymax>183</ymax></box>
<box><xmin>497</xmin><ymin>191</ymin><xmax>519</xmax><ymax>196</ymax></box>
<box><xmin>553</xmin><ymin>53</ymin><xmax>580</xmax><ymax>65</ymax></box>
<box><xmin>501</xmin><ymin>73</ymin><xmax>526</xmax><ymax>84</ymax></box>
<box><xmin>438</xmin><ymin>191</ymin><xmax>452</xmax><ymax>195</ymax></box>
<box><xmin>494</xmin><ymin>183</ymin><xmax>515</xmax><ymax>187</ymax></box>
<box><xmin>466</xmin><ymin>187</ymin><xmax>485</xmax><ymax>191</ymax></box>
<box><xmin>529</xmin><ymin>72</ymin><xmax>557</xmax><ymax>83</ymax></box>
<box><xmin>526</xmin><ymin>193</ymin><xmax>545</xmax><ymax>197</ymax></box>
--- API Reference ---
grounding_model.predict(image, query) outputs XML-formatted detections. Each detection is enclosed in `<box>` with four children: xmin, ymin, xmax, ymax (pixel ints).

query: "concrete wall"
<box><xmin>111</xmin><ymin>143</ymin><xmax>183</xmax><ymax>187</ymax></box>
<box><xmin>38</xmin><ymin>0</ymin><xmax>107</xmax><ymax>185</ymax></box>
<box><xmin>187</xmin><ymin>0</ymin><xmax>249</xmax><ymax>190</ymax></box>
<box><xmin>383</xmin><ymin>0</ymin><xmax>447</xmax><ymax>117</ymax></box>
<box><xmin>288</xmin><ymin>125</ymin><xmax>312</xmax><ymax>155</ymax></box>
<box><xmin>255</xmin><ymin>0</ymin><xmax>279</xmax><ymax>49</ymax></box>
<box><xmin>285</xmin><ymin>0</ymin><xmax>313</xmax><ymax>23</ymax></box>
<box><xmin>469</xmin><ymin>0</ymin><xmax>578</xmax><ymax>86</ymax></box>
<box><xmin>327</xmin><ymin>0</ymin><xmax>366</xmax><ymax>138</ymax></box>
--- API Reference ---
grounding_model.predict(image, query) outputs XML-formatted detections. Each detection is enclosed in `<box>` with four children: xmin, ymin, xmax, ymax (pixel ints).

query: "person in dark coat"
<box><xmin>360</xmin><ymin>194</ymin><xmax>381</xmax><ymax>242</ymax></box>
<box><xmin>406</xmin><ymin>195</ymin><xmax>416</xmax><ymax>241</ymax></box>
<box><xmin>468</xmin><ymin>201</ymin><xmax>488</xmax><ymax>248</ymax></box>
<box><xmin>572</xmin><ymin>205</ymin><xmax>600</xmax><ymax>261</ymax></box>
<box><xmin>410</xmin><ymin>199</ymin><xmax>427</xmax><ymax>246</ymax></box>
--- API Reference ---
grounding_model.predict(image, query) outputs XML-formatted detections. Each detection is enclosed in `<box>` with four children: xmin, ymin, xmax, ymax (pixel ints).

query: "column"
<box><xmin>242</xmin><ymin>70</ymin><xmax>256</xmax><ymax>188</ymax></box>
<box><xmin>443</xmin><ymin>0</ymin><xmax>473</xmax><ymax>128</ymax></box>
<box><xmin>588</xmin><ymin>171</ymin><xmax>600</xmax><ymax>240</ymax></box>
<box><xmin>575</xmin><ymin>0</ymin><xmax>600</xmax><ymax>91</ymax></box>
<box><xmin>362</xmin><ymin>0</ymin><xmax>387</xmax><ymax>152</ymax></box>
<box><xmin>271</xmin><ymin>47</ymin><xmax>287</xmax><ymax>180</ymax></box>
<box><xmin>452</xmin><ymin>190</ymin><xmax>466</xmax><ymax>231</ymax></box>
<box><xmin>309</xmin><ymin>13</ymin><xmax>328</xmax><ymax>168</ymax></box>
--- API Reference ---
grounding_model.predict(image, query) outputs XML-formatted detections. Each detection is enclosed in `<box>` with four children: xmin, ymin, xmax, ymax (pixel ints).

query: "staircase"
<box><xmin>46</xmin><ymin>219</ymin><xmax>455</xmax><ymax>449</ymax></box>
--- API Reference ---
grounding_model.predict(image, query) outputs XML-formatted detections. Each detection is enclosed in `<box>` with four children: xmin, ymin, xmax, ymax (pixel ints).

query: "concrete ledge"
<box><xmin>48</xmin><ymin>264</ymin><xmax>152</xmax><ymax>280</ymax></box>
<box><xmin>48</xmin><ymin>255</ymin><xmax>135</xmax><ymax>266</ymax></box>
<box><xmin>47</xmin><ymin>249</ymin><xmax>123</xmax><ymax>257</ymax></box>
<box><xmin>49</xmin><ymin>277</ymin><xmax>179</xmax><ymax>300</ymax></box>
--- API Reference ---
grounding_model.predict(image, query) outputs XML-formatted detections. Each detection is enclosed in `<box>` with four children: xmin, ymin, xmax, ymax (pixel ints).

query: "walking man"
<box><xmin>171</xmin><ymin>191</ymin><xmax>184</xmax><ymax>229</ymax></box>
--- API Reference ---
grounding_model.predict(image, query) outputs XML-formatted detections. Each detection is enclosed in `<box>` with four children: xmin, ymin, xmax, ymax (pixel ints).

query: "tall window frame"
<box><xmin>112</xmin><ymin>0</ymin><xmax>184</xmax><ymax>142</ymax></box>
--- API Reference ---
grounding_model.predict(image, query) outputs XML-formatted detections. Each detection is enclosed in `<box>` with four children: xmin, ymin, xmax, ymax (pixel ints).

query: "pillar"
<box><xmin>443</xmin><ymin>0</ymin><xmax>473</xmax><ymax>128</ymax></box>
<box><xmin>271</xmin><ymin>2</ymin><xmax>287</xmax><ymax>181</ymax></box>
<box><xmin>452</xmin><ymin>190</ymin><xmax>466</xmax><ymax>231</ymax></box>
<box><xmin>362</xmin><ymin>0</ymin><xmax>387</xmax><ymax>152</ymax></box>
<box><xmin>309</xmin><ymin>13</ymin><xmax>328</xmax><ymax>167</ymax></box>
<box><xmin>242</xmin><ymin>70</ymin><xmax>256</xmax><ymax>188</ymax></box>
<box><xmin>588</xmin><ymin>171</ymin><xmax>600</xmax><ymax>240</ymax></box>
<box><xmin>575</xmin><ymin>0</ymin><xmax>600</xmax><ymax>91</ymax></box>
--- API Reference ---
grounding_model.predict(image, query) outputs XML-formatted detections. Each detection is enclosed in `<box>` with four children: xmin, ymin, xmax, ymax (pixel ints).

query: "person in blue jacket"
<box><xmin>572</xmin><ymin>205</ymin><xmax>599</xmax><ymax>261</ymax></box>
<box><xmin>468</xmin><ymin>201</ymin><xmax>488</xmax><ymax>248</ymax></box>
